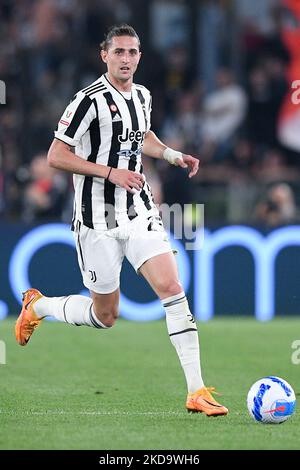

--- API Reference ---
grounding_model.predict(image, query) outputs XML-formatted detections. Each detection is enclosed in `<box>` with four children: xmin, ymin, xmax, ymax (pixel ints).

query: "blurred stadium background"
<box><xmin>2</xmin><ymin>0</ymin><xmax>300</xmax><ymax>320</ymax></box>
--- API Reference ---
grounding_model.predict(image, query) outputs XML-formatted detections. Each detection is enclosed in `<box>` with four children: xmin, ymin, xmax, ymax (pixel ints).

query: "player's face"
<box><xmin>101</xmin><ymin>36</ymin><xmax>141</xmax><ymax>86</ymax></box>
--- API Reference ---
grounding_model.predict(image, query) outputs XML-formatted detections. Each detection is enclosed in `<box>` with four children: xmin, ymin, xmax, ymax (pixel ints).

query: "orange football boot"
<box><xmin>15</xmin><ymin>289</ymin><xmax>44</xmax><ymax>346</ymax></box>
<box><xmin>186</xmin><ymin>386</ymin><xmax>228</xmax><ymax>416</ymax></box>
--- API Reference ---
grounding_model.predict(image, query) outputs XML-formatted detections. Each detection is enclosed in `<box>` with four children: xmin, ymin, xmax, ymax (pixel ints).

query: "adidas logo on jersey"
<box><xmin>118</xmin><ymin>128</ymin><xmax>145</xmax><ymax>144</ymax></box>
<box><xmin>112</xmin><ymin>113</ymin><xmax>122</xmax><ymax>122</ymax></box>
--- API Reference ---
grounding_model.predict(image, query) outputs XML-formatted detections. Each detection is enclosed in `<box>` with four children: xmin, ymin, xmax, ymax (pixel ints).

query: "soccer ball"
<box><xmin>247</xmin><ymin>376</ymin><xmax>296</xmax><ymax>424</ymax></box>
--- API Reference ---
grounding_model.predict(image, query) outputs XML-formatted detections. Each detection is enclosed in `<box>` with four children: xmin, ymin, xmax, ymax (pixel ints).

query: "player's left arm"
<box><xmin>142</xmin><ymin>130</ymin><xmax>199</xmax><ymax>178</ymax></box>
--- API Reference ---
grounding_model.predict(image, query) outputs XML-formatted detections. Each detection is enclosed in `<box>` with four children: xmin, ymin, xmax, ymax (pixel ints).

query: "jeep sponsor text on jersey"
<box><xmin>118</xmin><ymin>128</ymin><xmax>146</xmax><ymax>144</ymax></box>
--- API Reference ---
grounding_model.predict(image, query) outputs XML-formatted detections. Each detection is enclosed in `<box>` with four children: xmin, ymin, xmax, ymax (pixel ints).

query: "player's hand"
<box><xmin>108</xmin><ymin>168</ymin><xmax>144</xmax><ymax>194</ymax></box>
<box><xmin>175</xmin><ymin>154</ymin><xmax>200</xmax><ymax>178</ymax></box>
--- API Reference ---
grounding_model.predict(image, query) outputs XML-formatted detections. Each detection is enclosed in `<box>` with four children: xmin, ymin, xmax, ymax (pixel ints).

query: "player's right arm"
<box><xmin>48</xmin><ymin>92</ymin><xmax>144</xmax><ymax>193</ymax></box>
<box><xmin>48</xmin><ymin>140</ymin><xmax>143</xmax><ymax>193</ymax></box>
<box><xmin>48</xmin><ymin>139</ymin><xmax>109</xmax><ymax>178</ymax></box>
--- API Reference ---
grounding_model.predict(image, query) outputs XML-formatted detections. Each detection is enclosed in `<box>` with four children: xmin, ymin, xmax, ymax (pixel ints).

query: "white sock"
<box><xmin>162</xmin><ymin>292</ymin><xmax>204</xmax><ymax>393</ymax></box>
<box><xmin>33</xmin><ymin>295</ymin><xmax>109</xmax><ymax>329</ymax></box>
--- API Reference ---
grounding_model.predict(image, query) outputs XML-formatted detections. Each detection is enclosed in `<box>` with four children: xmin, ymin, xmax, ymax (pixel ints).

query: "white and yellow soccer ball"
<box><xmin>247</xmin><ymin>376</ymin><xmax>296</xmax><ymax>424</ymax></box>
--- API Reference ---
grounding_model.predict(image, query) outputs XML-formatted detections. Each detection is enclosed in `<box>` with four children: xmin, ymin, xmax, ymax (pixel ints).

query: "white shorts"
<box><xmin>73</xmin><ymin>215</ymin><xmax>173</xmax><ymax>294</ymax></box>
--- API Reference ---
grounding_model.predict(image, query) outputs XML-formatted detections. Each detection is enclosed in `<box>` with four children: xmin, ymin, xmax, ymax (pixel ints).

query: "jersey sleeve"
<box><xmin>54</xmin><ymin>91</ymin><xmax>96</xmax><ymax>146</ymax></box>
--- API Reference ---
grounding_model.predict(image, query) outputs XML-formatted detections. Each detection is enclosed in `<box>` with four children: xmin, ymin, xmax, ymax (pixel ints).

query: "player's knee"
<box><xmin>157</xmin><ymin>279</ymin><xmax>183</xmax><ymax>298</ymax></box>
<box><xmin>94</xmin><ymin>305</ymin><xmax>119</xmax><ymax>328</ymax></box>
<box><xmin>102</xmin><ymin>313</ymin><xmax>117</xmax><ymax>328</ymax></box>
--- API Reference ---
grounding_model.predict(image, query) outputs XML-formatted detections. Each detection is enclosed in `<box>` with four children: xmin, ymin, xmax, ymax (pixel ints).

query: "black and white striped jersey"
<box><xmin>54</xmin><ymin>73</ymin><xmax>158</xmax><ymax>230</ymax></box>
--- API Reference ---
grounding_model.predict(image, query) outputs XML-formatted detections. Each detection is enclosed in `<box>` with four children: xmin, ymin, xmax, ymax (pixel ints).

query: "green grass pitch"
<box><xmin>0</xmin><ymin>317</ymin><xmax>299</xmax><ymax>450</ymax></box>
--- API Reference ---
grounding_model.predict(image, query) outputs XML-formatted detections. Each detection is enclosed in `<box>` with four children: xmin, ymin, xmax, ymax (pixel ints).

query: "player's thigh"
<box><xmin>74</xmin><ymin>223</ymin><xmax>124</xmax><ymax>294</ymax></box>
<box><xmin>125</xmin><ymin>215</ymin><xmax>181</xmax><ymax>297</ymax></box>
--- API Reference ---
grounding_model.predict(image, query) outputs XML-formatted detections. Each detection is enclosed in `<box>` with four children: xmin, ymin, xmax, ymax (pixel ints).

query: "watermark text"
<box><xmin>0</xmin><ymin>80</ymin><xmax>6</xmax><ymax>104</ymax></box>
<box><xmin>291</xmin><ymin>339</ymin><xmax>300</xmax><ymax>364</ymax></box>
<box><xmin>0</xmin><ymin>340</ymin><xmax>6</xmax><ymax>364</ymax></box>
